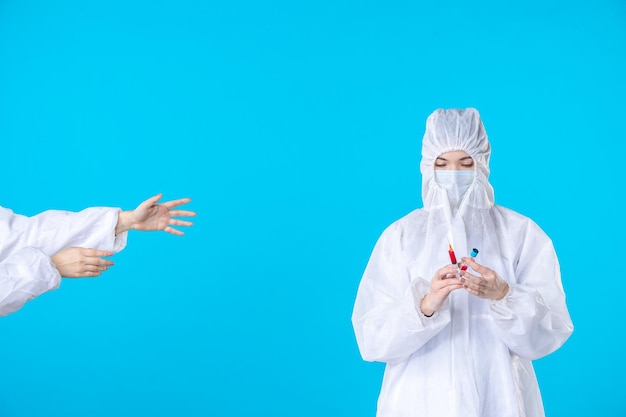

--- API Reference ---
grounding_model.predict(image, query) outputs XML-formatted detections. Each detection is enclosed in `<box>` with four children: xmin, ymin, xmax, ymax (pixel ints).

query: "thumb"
<box><xmin>138</xmin><ymin>193</ymin><xmax>163</xmax><ymax>210</ymax></box>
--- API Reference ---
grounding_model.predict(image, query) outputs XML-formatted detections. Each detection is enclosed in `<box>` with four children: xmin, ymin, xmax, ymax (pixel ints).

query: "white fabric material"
<box><xmin>0</xmin><ymin>206</ymin><xmax>127</xmax><ymax>316</ymax></box>
<box><xmin>352</xmin><ymin>108</ymin><xmax>573</xmax><ymax>417</ymax></box>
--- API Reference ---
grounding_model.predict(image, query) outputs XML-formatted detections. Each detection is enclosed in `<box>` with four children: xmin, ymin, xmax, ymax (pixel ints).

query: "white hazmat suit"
<box><xmin>0</xmin><ymin>206</ymin><xmax>127</xmax><ymax>317</ymax></box>
<box><xmin>352</xmin><ymin>108</ymin><xmax>573</xmax><ymax>417</ymax></box>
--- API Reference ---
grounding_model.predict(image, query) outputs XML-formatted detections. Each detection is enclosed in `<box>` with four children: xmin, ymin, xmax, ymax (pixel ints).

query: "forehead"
<box><xmin>436</xmin><ymin>150</ymin><xmax>472</xmax><ymax>160</ymax></box>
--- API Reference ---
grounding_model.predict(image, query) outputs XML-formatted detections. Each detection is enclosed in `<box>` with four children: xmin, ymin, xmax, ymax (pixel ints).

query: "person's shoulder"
<box><xmin>494</xmin><ymin>205</ymin><xmax>544</xmax><ymax>221</ymax></box>
<box><xmin>492</xmin><ymin>205</ymin><xmax>548</xmax><ymax>236</ymax></box>
<box><xmin>492</xmin><ymin>205</ymin><xmax>528</xmax><ymax>220</ymax></box>
<box><xmin>389</xmin><ymin>208</ymin><xmax>427</xmax><ymax>228</ymax></box>
<box><xmin>0</xmin><ymin>206</ymin><xmax>14</xmax><ymax>218</ymax></box>
<box><xmin>376</xmin><ymin>208</ymin><xmax>427</xmax><ymax>238</ymax></box>
<box><xmin>368</xmin><ymin>209</ymin><xmax>425</xmax><ymax>249</ymax></box>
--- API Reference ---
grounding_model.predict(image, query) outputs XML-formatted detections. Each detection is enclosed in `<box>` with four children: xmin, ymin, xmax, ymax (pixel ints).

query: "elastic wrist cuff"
<box><xmin>419</xmin><ymin>295</ymin><xmax>434</xmax><ymax>317</ymax></box>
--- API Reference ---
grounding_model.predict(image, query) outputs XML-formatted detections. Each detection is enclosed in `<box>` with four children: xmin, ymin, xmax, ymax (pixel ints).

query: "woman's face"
<box><xmin>434</xmin><ymin>150</ymin><xmax>474</xmax><ymax>171</ymax></box>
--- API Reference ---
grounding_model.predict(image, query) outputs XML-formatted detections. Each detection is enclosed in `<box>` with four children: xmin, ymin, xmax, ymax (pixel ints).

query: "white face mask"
<box><xmin>434</xmin><ymin>170</ymin><xmax>475</xmax><ymax>209</ymax></box>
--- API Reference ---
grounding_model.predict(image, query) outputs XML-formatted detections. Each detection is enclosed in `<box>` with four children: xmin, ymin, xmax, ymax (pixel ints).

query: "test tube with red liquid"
<box><xmin>460</xmin><ymin>248</ymin><xmax>479</xmax><ymax>272</ymax></box>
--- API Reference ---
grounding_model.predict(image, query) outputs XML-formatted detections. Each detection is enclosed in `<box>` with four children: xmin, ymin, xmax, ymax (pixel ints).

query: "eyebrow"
<box><xmin>435</xmin><ymin>156</ymin><xmax>473</xmax><ymax>161</ymax></box>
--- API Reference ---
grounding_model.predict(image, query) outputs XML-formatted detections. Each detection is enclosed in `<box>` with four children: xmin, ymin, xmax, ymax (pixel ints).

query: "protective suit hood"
<box><xmin>420</xmin><ymin>108</ymin><xmax>494</xmax><ymax>216</ymax></box>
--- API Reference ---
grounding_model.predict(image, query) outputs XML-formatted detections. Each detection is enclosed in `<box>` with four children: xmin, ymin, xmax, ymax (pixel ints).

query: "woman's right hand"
<box><xmin>420</xmin><ymin>264</ymin><xmax>464</xmax><ymax>316</ymax></box>
<box><xmin>51</xmin><ymin>247</ymin><xmax>114</xmax><ymax>278</ymax></box>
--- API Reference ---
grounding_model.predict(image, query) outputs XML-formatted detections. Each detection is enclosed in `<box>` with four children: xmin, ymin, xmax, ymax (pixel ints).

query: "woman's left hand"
<box><xmin>459</xmin><ymin>257</ymin><xmax>509</xmax><ymax>300</ymax></box>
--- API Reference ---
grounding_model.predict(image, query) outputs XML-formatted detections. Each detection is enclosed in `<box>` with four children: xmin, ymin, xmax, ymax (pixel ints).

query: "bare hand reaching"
<box><xmin>51</xmin><ymin>247</ymin><xmax>114</xmax><ymax>278</ymax></box>
<box><xmin>116</xmin><ymin>193</ymin><xmax>196</xmax><ymax>236</ymax></box>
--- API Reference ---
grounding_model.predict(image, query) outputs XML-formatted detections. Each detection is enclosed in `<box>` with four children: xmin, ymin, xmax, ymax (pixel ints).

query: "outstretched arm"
<box><xmin>0</xmin><ymin>195</ymin><xmax>195</xmax><ymax>316</ymax></box>
<box><xmin>115</xmin><ymin>193</ymin><xmax>196</xmax><ymax>236</ymax></box>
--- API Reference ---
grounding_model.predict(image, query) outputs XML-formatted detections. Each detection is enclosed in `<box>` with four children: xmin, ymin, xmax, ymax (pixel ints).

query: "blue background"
<box><xmin>1</xmin><ymin>0</ymin><xmax>624</xmax><ymax>416</ymax></box>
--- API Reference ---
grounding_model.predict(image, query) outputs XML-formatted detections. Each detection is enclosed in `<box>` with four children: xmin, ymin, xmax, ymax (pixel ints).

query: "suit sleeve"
<box><xmin>0</xmin><ymin>206</ymin><xmax>128</xmax><ymax>316</ymax></box>
<box><xmin>0</xmin><ymin>247</ymin><xmax>62</xmax><ymax>317</ymax></box>
<box><xmin>351</xmin><ymin>223</ymin><xmax>452</xmax><ymax>364</ymax></box>
<box><xmin>489</xmin><ymin>220</ymin><xmax>574</xmax><ymax>360</ymax></box>
<box><xmin>3</xmin><ymin>207</ymin><xmax>127</xmax><ymax>256</ymax></box>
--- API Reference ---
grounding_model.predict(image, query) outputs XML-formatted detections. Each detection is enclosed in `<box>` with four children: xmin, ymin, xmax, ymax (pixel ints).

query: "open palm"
<box><xmin>131</xmin><ymin>193</ymin><xmax>196</xmax><ymax>235</ymax></box>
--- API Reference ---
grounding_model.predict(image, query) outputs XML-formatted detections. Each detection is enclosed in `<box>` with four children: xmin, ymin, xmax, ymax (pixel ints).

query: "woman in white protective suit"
<box><xmin>0</xmin><ymin>193</ymin><xmax>195</xmax><ymax>317</ymax></box>
<box><xmin>351</xmin><ymin>108</ymin><xmax>573</xmax><ymax>417</ymax></box>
